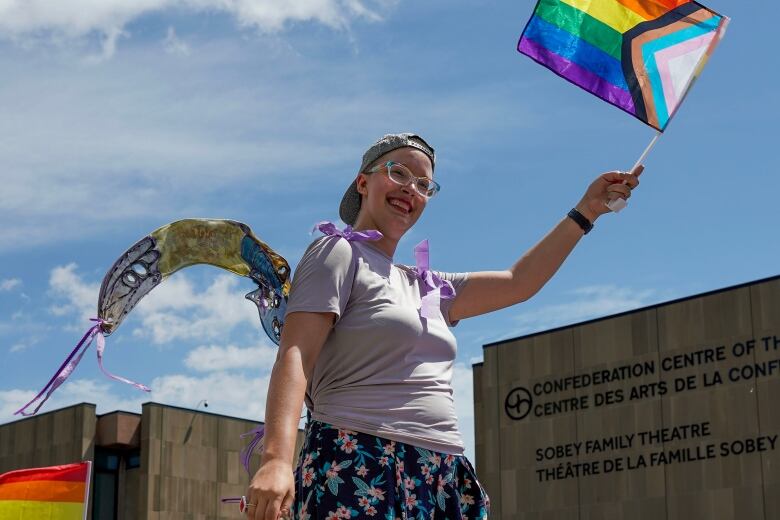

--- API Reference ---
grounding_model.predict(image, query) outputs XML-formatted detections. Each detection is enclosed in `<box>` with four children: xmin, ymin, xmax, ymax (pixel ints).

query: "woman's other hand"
<box><xmin>246</xmin><ymin>457</ymin><xmax>294</xmax><ymax>519</ymax></box>
<box><xmin>575</xmin><ymin>165</ymin><xmax>643</xmax><ymax>222</ymax></box>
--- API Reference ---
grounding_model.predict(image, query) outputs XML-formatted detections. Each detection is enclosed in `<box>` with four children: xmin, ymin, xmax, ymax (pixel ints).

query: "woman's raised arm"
<box><xmin>449</xmin><ymin>168</ymin><xmax>642</xmax><ymax>322</ymax></box>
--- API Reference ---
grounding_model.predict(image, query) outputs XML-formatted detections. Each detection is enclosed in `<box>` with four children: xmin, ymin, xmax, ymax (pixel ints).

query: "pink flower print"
<box><xmin>460</xmin><ymin>494</ymin><xmax>475</xmax><ymax>506</ymax></box>
<box><xmin>366</xmin><ymin>505</ymin><xmax>377</xmax><ymax>516</ymax></box>
<box><xmin>437</xmin><ymin>474</ymin><xmax>447</xmax><ymax>491</ymax></box>
<box><xmin>326</xmin><ymin>512</ymin><xmax>340</xmax><ymax>520</ymax></box>
<box><xmin>326</xmin><ymin>461</ymin><xmax>342</xmax><ymax>479</ymax></box>
<box><xmin>383</xmin><ymin>441</ymin><xmax>396</xmax><ymax>455</ymax></box>
<box><xmin>341</xmin><ymin>437</ymin><xmax>357</xmax><ymax>453</ymax></box>
<box><xmin>337</xmin><ymin>505</ymin><xmax>352</xmax><ymax>518</ymax></box>
<box><xmin>356</xmin><ymin>464</ymin><xmax>369</xmax><ymax>477</ymax></box>
<box><xmin>425</xmin><ymin>474</ymin><xmax>434</xmax><ymax>485</ymax></box>
<box><xmin>405</xmin><ymin>494</ymin><xmax>418</xmax><ymax>510</ymax></box>
<box><xmin>368</xmin><ymin>487</ymin><xmax>386</xmax><ymax>501</ymax></box>
<box><xmin>358</xmin><ymin>497</ymin><xmax>371</xmax><ymax>508</ymax></box>
<box><xmin>421</xmin><ymin>465</ymin><xmax>430</xmax><ymax>476</ymax></box>
<box><xmin>379</xmin><ymin>456</ymin><xmax>389</xmax><ymax>467</ymax></box>
<box><xmin>444</xmin><ymin>454</ymin><xmax>455</xmax><ymax>466</ymax></box>
<box><xmin>302</xmin><ymin>467</ymin><xmax>315</xmax><ymax>487</ymax></box>
<box><xmin>404</xmin><ymin>476</ymin><xmax>416</xmax><ymax>490</ymax></box>
<box><xmin>337</xmin><ymin>429</ymin><xmax>357</xmax><ymax>439</ymax></box>
<box><xmin>303</xmin><ymin>453</ymin><xmax>314</xmax><ymax>468</ymax></box>
<box><xmin>463</xmin><ymin>477</ymin><xmax>472</xmax><ymax>488</ymax></box>
<box><xmin>429</xmin><ymin>454</ymin><xmax>441</xmax><ymax>467</ymax></box>
<box><xmin>395</xmin><ymin>460</ymin><xmax>404</xmax><ymax>485</ymax></box>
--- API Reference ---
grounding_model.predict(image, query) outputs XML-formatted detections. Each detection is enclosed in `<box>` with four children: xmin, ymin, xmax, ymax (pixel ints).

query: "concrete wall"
<box><xmin>0</xmin><ymin>402</ymin><xmax>304</xmax><ymax>520</ymax></box>
<box><xmin>138</xmin><ymin>403</ymin><xmax>304</xmax><ymax>520</ymax></box>
<box><xmin>475</xmin><ymin>276</ymin><xmax>780</xmax><ymax>520</ymax></box>
<box><xmin>0</xmin><ymin>403</ymin><xmax>96</xmax><ymax>472</ymax></box>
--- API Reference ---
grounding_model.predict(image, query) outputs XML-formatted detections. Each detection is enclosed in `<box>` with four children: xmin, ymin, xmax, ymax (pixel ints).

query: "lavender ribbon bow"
<box><xmin>239</xmin><ymin>425</ymin><xmax>265</xmax><ymax>475</ymax></box>
<box><xmin>414</xmin><ymin>240</ymin><xmax>456</xmax><ymax>319</ymax></box>
<box><xmin>15</xmin><ymin>318</ymin><xmax>150</xmax><ymax>417</ymax></box>
<box><xmin>313</xmin><ymin>221</ymin><xmax>383</xmax><ymax>242</ymax></box>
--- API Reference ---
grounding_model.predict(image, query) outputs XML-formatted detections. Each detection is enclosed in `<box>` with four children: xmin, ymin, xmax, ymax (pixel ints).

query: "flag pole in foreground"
<box><xmin>607</xmin><ymin>130</ymin><xmax>661</xmax><ymax>212</ymax></box>
<box><xmin>517</xmin><ymin>0</ymin><xmax>730</xmax><ymax>212</ymax></box>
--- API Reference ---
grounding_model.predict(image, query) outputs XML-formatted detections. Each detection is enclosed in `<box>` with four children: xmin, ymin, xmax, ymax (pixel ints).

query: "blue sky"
<box><xmin>0</xmin><ymin>0</ymin><xmax>775</xmax><ymax>461</ymax></box>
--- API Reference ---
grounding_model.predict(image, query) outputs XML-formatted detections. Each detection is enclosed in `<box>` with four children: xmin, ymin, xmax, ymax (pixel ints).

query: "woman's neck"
<box><xmin>352</xmin><ymin>218</ymin><xmax>398</xmax><ymax>258</ymax></box>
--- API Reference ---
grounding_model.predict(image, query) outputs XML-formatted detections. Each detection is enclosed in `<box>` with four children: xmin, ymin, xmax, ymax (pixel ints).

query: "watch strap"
<box><xmin>567</xmin><ymin>208</ymin><xmax>593</xmax><ymax>235</ymax></box>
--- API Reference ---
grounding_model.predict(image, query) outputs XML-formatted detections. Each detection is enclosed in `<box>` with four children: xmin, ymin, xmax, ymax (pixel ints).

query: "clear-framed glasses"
<box><xmin>366</xmin><ymin>161</ymin><xmax>441</xmax><ymax>199</ymax></box>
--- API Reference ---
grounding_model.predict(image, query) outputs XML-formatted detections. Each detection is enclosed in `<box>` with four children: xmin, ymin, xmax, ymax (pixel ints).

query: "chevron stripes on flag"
<box><xmin>518</xmin><ymin>0</ymin><xmax>729</xmax><ymax>131</ymax></box>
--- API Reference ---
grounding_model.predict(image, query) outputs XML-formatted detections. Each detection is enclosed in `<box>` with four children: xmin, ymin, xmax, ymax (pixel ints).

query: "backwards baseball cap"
<box><xmin>339</xmin><ymin>133</ymin><xmax>436</xmax><ymax>226</ymax></box>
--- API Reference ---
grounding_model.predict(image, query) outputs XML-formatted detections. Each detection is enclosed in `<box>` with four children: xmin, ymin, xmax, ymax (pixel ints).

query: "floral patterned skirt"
<box><xmin>292</xmin><ymin>420</ymin><xmax>490</xmax><ymax>519</ymax></box>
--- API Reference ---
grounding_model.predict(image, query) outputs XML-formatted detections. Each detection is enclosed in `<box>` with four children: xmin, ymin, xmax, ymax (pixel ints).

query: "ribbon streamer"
<box><xmin>240</xmin><ymin>425</ymin><xmax>266</xmax><ymax>475</ymax></box>
<box><xmin>313</xmin><ymin>221</ymin><xmax>383</xmax><ymax>242</ymax></box>
<box><xmin>414</xmin><ymin>240</ymin><xmax>455</xmax><ymax>319</ymax></box>
<box><xmin>96</xmin><ymin>332</ymin><xmax>151</xmax><ymax>392</ymax></box>
<box><xmin>15</xmin><ymin>318</ymin><xmax>149</xmax><ymax>417</ymax></box>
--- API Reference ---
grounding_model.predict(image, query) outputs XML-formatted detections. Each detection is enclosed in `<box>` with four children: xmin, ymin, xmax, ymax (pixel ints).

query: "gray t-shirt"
<box><xmin>285</xmin><ymin>235</ymin><xmax>469</xmax><ymax>454</ymax></box>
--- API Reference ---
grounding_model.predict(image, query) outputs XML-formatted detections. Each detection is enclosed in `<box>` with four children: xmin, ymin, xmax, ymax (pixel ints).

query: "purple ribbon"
<box><xmin>313</xmin><ymin>221</ymin><xmax>383</xmax><ymax>242</ymax></box>
<box><xmin>96</xmin><ymin>331</ymin><xmax>151</xmax><ymax>392</ymax></box>
<box><xmin>414</xmin><ymin>240</ymin><xmax>455</xmax><ymax>319</ymax></box>
<box><xmin>240</xmin><ymin>425</ymin><xmax>265</xmax><ymax>475</ymax></box>
<box><xmin>15</xmin><ymin>318</ymin><xmax>150</xmax><ymax>417</ymax></box>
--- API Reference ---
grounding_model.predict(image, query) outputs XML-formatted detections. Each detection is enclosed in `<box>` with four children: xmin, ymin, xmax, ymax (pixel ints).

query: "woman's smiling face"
<box><xmin>353</xmin><ymin>146</ymin><xmax>434</xmax><ymax>242</ymax></box>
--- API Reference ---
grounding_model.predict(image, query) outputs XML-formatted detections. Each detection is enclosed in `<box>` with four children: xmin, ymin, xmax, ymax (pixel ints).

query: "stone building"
<box><xmin>474</xmin><ymin>275</ymin><xmax>780</xmax><ymax>519</ymax></box>
<box><xmin>0</xmin><ymin>402</ymin><xmax>303</xmax><ymax>519</ymax></box>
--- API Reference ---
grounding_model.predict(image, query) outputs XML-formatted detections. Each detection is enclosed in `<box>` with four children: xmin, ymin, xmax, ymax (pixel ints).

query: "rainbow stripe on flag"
<box><xmin>518</xmin><ymin>0</ymin><xmax>729</xmax><ymax>131</ymax></box>
<box><xmin>0</xmin><ymin>462</ymin><xmax>91</xmax><ymax>520</ymax></box>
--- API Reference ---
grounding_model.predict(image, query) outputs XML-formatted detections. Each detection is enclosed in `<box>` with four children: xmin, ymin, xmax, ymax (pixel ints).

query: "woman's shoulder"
<box><xmin>304</xmin><ymin>234</ymin><xmax>355</xmax><ymax>254</ymax></box>
<box><xmin>298</xmin><ymin>234</ymin><xmax>357</xmax><ymax>270</ymax></box>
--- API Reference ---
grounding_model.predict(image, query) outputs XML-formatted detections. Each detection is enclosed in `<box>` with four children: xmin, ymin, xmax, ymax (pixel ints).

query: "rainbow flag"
<box><xmin>0</xmin><ymin>462</ymin><xmax>91</xmax><ymax>519</ymax></box>
<box><xmin>518</xmin><ymin>0</ymin><xmax>729</xmax><ymax>131</ymax></box>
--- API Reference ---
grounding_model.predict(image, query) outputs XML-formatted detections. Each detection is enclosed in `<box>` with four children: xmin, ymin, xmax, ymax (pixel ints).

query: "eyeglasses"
<box><xmin>365</xmin><ymin>161</ymin><xmax>441</xmax><ymax>199</ymax></box>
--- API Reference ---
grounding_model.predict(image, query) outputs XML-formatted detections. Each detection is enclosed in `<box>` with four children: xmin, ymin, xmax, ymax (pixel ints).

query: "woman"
<box><xmin>246</xmin><ymin>133</ymin><xmax>641</xmax><ymax>519</ymax></box>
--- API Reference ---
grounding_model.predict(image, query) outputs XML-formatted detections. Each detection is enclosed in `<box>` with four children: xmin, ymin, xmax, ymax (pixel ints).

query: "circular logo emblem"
<box><xmin>505</xmin><ymin>386</ymin><xmax>533</xmax><ymax>420</ymax></box>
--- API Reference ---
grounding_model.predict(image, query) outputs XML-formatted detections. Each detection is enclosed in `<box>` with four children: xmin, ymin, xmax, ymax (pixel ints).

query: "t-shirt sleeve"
<box><xmin>434</xmin><ymin>271</ymin><xmax>470</xmax><ymax>328</ymax></box>
<box><xmin>285</xmin><ymin>236</ymin><xmax>356</xmax><ymax>322</ymax></box>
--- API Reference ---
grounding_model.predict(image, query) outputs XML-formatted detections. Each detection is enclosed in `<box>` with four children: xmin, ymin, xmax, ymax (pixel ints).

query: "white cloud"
<box><xmin>48</xmin><ymin>263</ymin><xmax>100</xmax><ymax>324</ymax></box>
<box><xmin>511</xmin><ymin>285</ymin><xmax>657</xmax><ymax>337</ymax></box>
<box><xmin>185</xmin><ymin>342</ymin><xmax>278</xmax><ymax>372</ymax></box>
<box><xmin>10</xmin><ymin>342</ymin><xmax>31</xmax><ymax>353</ymax></box>
<box><xmin>0</xmin><ymin>278</ymin><xmax>21</xmax><ymax>291</ymax></box>
<box><xmin>163</xmin><ymin>26</ymin><xmax>189</xmax><ymax>56</ymax></box>
<box><xmin>0</xmin><ymin>0</ymin><xmax>384</xmax><ymax>51</ymax></box>
<box><xmin>150</xmin><ymin>370</ymin><xmax>273</xmax><ymax>420</ymax></box>
<box><xmin>44</xmin><ymin>262</ymin><xmax>262</xmax><ymax>344</ymax></box>
<box><xmin>0</xmin><ymin>32</ymin><xmax>532</xmax><ymax>253</ymax></box>
<box><xmin>132</xmin><ymin>273</ymin><xmax>260</xmax><ymax>344</ymax></box>
<box><xmin>85</xmin><ymin>26</ymin><xmax>128</xmax><ymax>63</ymax></box>
<box><xmin>0</xmin><ymin>370</ymin><xmax>275</xmax><ymax>425</ymax></box>
<box><xmin>0</xmin><ymin>379</ymin><xmax>145</xmax><ymax>421</ymax></box>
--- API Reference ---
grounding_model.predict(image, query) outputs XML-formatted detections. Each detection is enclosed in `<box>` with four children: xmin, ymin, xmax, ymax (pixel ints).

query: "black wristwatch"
<box><xmin>567</xmin><ymin>208</ymin><xmax>593</xmax><ymax>235</ymax></box>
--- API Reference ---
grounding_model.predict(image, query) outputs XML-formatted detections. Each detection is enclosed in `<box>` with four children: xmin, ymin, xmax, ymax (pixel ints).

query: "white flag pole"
<box><xmin>606</xmin><ymin>130</ymin><xmax>662</xmax><ymax>212</ymax></box>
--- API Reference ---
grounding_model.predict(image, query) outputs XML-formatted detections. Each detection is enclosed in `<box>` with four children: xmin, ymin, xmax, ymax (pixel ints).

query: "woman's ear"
<box><xmin>356</xmin><ymin>173</ymin><xmax>368</xmax><ymax>196</ymax></box>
